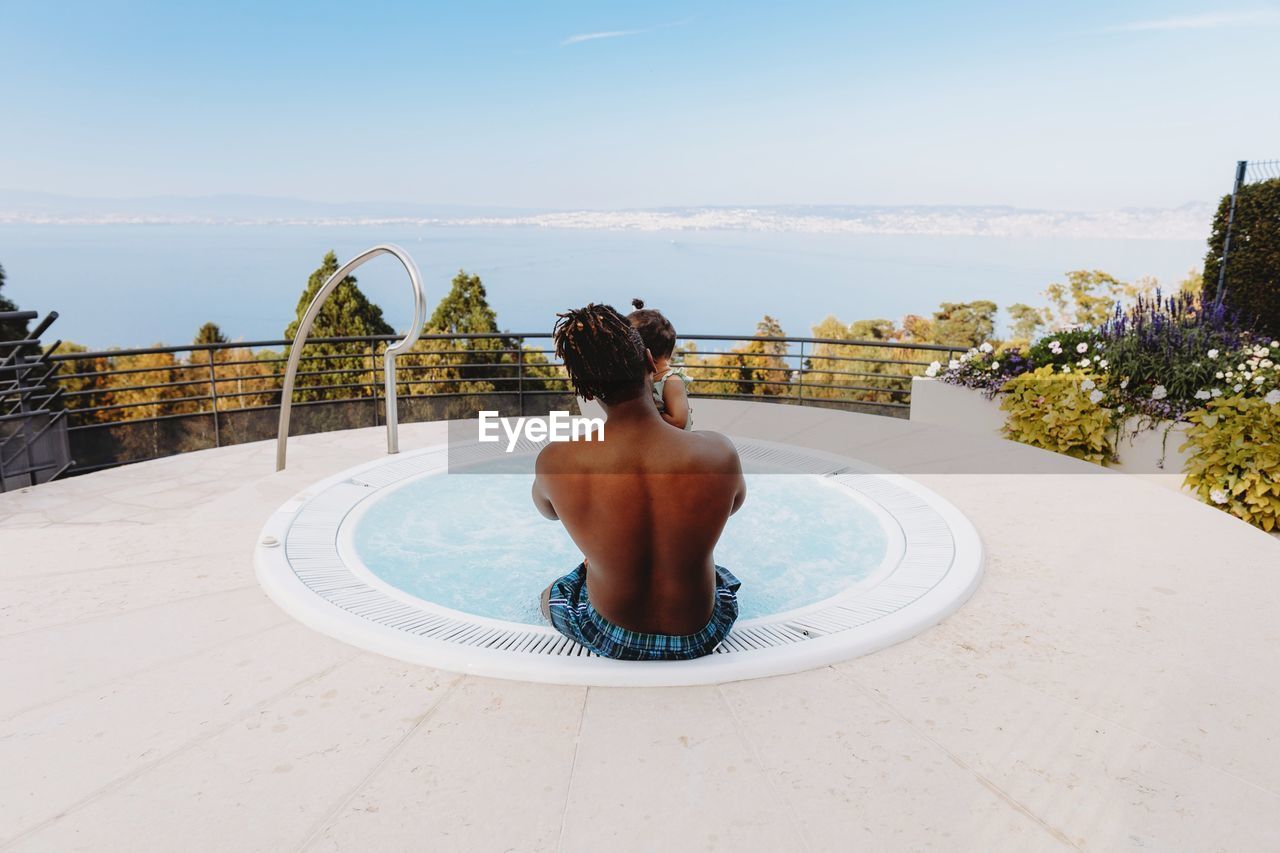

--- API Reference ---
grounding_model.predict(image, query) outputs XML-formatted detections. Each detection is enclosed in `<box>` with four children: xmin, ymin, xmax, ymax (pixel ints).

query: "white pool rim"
<box><xmin>255</xmin><ymin>436</ymin><xmax>983</xmax><ymax>687</ymax></box>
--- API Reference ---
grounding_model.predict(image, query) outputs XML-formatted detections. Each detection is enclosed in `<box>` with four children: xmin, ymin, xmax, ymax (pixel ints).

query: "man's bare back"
<box><xmin>534</xmin><ymin>400</ymin><xmax>745</xmax><ymax>635</ymax></box>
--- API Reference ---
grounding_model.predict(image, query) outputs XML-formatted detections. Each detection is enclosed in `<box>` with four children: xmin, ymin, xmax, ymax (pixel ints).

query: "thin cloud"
<box><xmin>560</xmin><ymin>19</ymin><xmax>689</xmax><ymax>47</ymax></box>
<box><xmin>1103</xmin><ymin>9</ymin><xmax>1280</xmax><ymax>32</ymax></box>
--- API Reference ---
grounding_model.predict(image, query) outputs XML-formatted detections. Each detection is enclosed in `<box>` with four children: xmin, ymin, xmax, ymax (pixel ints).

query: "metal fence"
<box><xmin>2</xmin><ymin>310</ymin><xmax>72</xmax><ymax>491</ymax></box>
<box><xmin>46</xmin><ymin>332</ymin><xmax>961</xmax><ymax>475</ymax></box>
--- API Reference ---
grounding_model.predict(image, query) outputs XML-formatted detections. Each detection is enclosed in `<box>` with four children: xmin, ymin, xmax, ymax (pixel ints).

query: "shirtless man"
<box><xmin>533</xmin><ymin>303</ymin><xmax>746</xmax><ymax>661</ymax></box>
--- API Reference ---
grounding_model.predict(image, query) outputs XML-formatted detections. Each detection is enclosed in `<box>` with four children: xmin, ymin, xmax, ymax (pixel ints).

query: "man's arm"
<box><xmin>727</xmin><ymin>448</ymin><xmax>747</xmax><ymax>515</ymax></box>
<box><xmin>531</xmin><ymin>447</ymin><xmax>560</xmax><ymax>520</ymax></box>
<box><xmin>699</xmin><ymin>431</ymin><xmax>747</xmax><ymax>514</ymax></box>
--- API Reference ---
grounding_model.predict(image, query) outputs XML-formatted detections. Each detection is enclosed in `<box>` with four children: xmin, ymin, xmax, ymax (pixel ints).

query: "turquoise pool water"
<box><xmin>351</xmin><ymin>469</ymin><xmax>889</xmax><ymax>625</ymax></box>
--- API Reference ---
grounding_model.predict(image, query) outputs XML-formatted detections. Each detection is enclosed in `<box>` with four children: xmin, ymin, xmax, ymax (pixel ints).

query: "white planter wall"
<box><xmin>910</xmin><ymin>377</ymin><xmax>1192</xmax><ymax>491</ymax></box>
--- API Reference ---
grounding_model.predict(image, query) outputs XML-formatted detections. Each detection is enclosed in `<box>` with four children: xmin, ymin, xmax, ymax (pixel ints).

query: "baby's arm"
<box><xmin>660</xmin><ymin>376</ymin><xmax>690</xmax><ymax>429</ymax></box>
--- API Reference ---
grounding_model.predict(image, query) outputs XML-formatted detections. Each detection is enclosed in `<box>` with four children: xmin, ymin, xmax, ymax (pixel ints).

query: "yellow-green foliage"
<box><xmin>999</xmin><ymin>365</ymin><xmax>1113</xmax><ymax>465</ymax></box>
<box><xmin>1181</xmin><ymin>395</ymin><xmax>1280</xmax><ymax>531</ymax></box>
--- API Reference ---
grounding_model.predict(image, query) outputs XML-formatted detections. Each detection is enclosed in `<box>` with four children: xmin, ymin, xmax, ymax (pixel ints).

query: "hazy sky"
<box><xmin>3</xmin><ymin>0</ymin><xmax>1278</xmax><ymax>210</ymax></box>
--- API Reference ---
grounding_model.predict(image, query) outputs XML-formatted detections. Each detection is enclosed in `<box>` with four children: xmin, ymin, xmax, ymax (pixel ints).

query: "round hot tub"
<box><xmin>255</xmin><ymin>436</ymin><xmax>982</xmax><ymax>686</ymax></box>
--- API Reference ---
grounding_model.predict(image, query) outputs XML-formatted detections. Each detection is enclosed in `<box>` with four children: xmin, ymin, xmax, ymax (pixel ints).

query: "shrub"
<box><xmin>1204</xmin><ymin>176</ymin><xmax>1280</xmax><ymax>337</ymax></box>
<box><xmin>1181</xmin><ymin>393</ymin><xmax>1280</xmax><ymax>531</ymax></box>
<box><xmin>999</xmin><ymin>365</ymin><xmax>1114</xmax><ymax>465</ymax></box>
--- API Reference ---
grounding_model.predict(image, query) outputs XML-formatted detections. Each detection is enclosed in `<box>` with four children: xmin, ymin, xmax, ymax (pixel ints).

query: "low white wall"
<box><xmin>910</xmin><ymin>377</ymin><xmax>1192</xmax><ymax>491</ymax></box>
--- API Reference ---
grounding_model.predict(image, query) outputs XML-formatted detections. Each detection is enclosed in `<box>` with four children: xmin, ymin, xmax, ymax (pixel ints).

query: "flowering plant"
<box><xmin>1099</xmin><ymin>291</ymin><xmax>1248</xmax><ymax>418</ymax></box>
<box><xmin>1026</xmin><ymin>328</ymin><xmax>1103</xmax><ymax>372</ymax></box>
<box><xmin>926</xmin><ymin>345</ymin><xmax>1030</xmax><ymax>398</ymax></box>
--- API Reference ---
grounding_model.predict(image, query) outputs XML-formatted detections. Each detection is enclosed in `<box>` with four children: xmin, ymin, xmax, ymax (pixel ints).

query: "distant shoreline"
<box><xmin>0</xmin><ymin>204</ymin><xmax>1211</xmax><ymax>241</ymax></box>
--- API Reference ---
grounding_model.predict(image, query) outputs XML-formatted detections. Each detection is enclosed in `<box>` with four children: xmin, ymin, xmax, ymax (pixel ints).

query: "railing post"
<box><xmin>369</xmin><ymin>339</ymin><xmax>380</xmax><ymax>428</ymax></box>
<box><xmin>205</xmin><ymin>347</ymin><xmax>221</xmax><ymax>448</ymax></box>
<box><xmin>797</xmin><ymin>340</ymin><xmax>806</xmax><ymax>406</ymax></box>
<box><xmin>517</xmin><ymin>339</ymin><xmax>525</xmax><ymax>417</ymax></box>
<box><xmin>1213</xmin><ymin>160</ymin><xmax>1248</xmax><ymax>308</ymax></box>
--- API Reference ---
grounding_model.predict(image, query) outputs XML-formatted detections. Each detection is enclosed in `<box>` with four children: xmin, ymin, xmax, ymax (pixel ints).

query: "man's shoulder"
<box><xmin>682</xmin><ymin>430</ymin><xmax>741</xmax><ymax>470</ymax></box>
<box><xmin>535</xmin><ymin>439</ymin><xmax>573</xmax><ymax>474</ymax></box>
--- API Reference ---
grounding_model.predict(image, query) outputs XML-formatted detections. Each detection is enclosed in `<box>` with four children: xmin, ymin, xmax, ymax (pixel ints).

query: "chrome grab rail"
<box><xmin>276</xmin><ymin>245</ymin><xmax>425</xmax><ymax>471</ymax></box>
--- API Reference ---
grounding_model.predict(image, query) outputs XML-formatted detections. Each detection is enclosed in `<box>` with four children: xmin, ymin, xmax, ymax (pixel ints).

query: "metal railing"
<box><xmin>2</xmin><ymin>310</ymin><xmax>72</xmax><ymax>490</ymax></box>
<box><xmin>45</xmin><ymin>332</ymin><xmax>961</xmax><ymax>476</ymax></box>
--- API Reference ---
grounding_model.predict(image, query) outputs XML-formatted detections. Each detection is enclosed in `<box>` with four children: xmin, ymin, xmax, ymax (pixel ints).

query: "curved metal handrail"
<box><xmin>276</xmin><ymin>244</ymin><xmax>425</xmax><ymax>471</ymax></box>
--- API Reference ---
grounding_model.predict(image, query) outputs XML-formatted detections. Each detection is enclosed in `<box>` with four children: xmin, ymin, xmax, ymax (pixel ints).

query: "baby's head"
<box><xmin>627</xmin><ymin>298</ymin><xmax>677</xmax><ymax>363</ymax></box>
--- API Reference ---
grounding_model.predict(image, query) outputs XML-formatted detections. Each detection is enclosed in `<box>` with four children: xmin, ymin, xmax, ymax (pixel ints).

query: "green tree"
<box><xmin>284</xmin><ymin>251</ymin><xmax>394</xmax><ymax>402</ymax></box>
<box><xmin>1204</xmin><ymin>176</ymin><xmax>1280</xmax><ymax>336</ymax></box>
<box><xmin>1007</xmin><ymin>303</ymin><xmax>1045</xmax><ymax>343</ymax></box>
<box><xmin>0</xmin><ymin>263</ymin><xmax>30</xmax><ymax>341</ymax></box>
<box><xmin>49</xmin><ymin>341</ymin><xmax>113</xmax><ymax>418</ymax></box>
<box><xmin>428</xmin><ymin>270</ymin><xmax>499</xmax><ymax>334</ymax></box>
<box><xmin>1042</xmin><ymin>270</ymin><xmax>1131</xmax><ymax>329</ymax></box>
<box><xmin>931</xmin><ymin>300</ymin><xmax>998</xmax><ymax>348</ymax></box>
<box><xmin>402</xmin><ymin>269</ymin><xmax>515</xmax><ymax>401</ymax></box>
<box><xmin>193</xmin><ymin>322</ymin><xmax>229</xmax><ymax>345</ymax></box>
<box><xmin>801</xmin><ymin>316</ymin><xmax>909</xmax><ymax>405</ymax></box>
<box><xmin>1177</xmin><ymin>267</ymin><xmax>1205</xmax><ymax>297</ymax></box>
<box><xmin>683</xmin><ymin>316</ymin><xmax>792</xmax><ymax>397</ymax></box>
<box><xmin>900</xmin><ymin>314</ymin><xmax>934</xmax><ymax>342</ymax></box>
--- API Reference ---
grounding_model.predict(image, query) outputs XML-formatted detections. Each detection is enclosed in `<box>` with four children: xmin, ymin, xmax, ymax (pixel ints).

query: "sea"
<box><xmin>0</xmin><ymin>223</ymin><xmax>1205</xmax><ymax>350</ymax></box>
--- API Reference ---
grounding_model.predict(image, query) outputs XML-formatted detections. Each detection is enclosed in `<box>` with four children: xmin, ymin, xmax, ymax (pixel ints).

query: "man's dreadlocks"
<box><xmin>553</xmin><ymin>303</ymin><xmax>648</xmax><ymax>404</ymax></box>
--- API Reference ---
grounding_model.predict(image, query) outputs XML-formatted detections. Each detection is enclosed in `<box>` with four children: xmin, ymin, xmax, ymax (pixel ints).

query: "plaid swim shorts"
<box><xmin>543</xmin><ymin>563</ymin><xmax>741</xmax><ymax>661</ymax></box>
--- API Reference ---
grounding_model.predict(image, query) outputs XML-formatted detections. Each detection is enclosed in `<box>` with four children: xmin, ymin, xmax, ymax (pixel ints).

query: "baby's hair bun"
<box><xmin>631</xmin><ymin>298</ymin><xmax>645</xmax><ymax>310</ymax></box>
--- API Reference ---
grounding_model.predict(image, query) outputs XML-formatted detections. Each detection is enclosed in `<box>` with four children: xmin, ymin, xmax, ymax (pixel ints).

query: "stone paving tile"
<box><xmin>307</xmin><ymin>677</ymin><xmax>585</xmax><ymax>853</ymax></box>
<box><xmin>721</xmin><ymin>667</ymin><xmax>1070</xmax><ymax>852</ymax></box>
<box><xmin>838</xmin><ymin>645</ymin><xmax>1280</xmax><ymax>851</ymax></box>
<box><xmin>0</xmin><ymin>623</ymin><xmax>356</xmax><ymax>838</ymax></box>
<box><xmin>10</xmin><ymin>657</ymin><xmax>460</xmax><ymax>853</ymax></box>
<box><xmin>561</xmin><ymin>686</ymin><xmax>803</xmax><ymax>853</ymax></box>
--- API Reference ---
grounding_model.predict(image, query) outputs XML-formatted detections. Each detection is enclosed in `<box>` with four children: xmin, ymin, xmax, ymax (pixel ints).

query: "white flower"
<box><xmin>1238</xmin><ymin>363</ymin><xmax>1247</xmax><ymax>372</ymax></box>
<box><xmin>1210</xmin><ymin>488</ymin><xmax>1229</xmax><ymax>505</ymax></box>
<box><xmin>1215</xmin><ymin>371</ymin><xmax>1225</xmax><ymax>379</ymax></box>
<box><xmin>948</xmin><ymin>359</ymin><xmax>960</xmax><ymax>370</ymax></box>
<box><xmin>1211</xmin><ymin>388</ymin><xmax>1222</xmax><ymax>397</ymax></box>
<box><xmin>1048</xmin><ymin>340</ymin><xmax>1062</xmax><ymax>351</ymax></box>
<box><xmin>1098</xmin><ymin>359</ymin><xmax>1108</xmax><ymax>369</ymax></box>
<box><xmin>1061</xmin><ymin>365</ymin><xmax>1072</xmax><ymax>374</ymax></box>
<box><xmin>1207</xmin><ymin>349</ymin><xmax>1219</xmax><ymax>359</ymax></box>
<box><xmin>1265</xmin><ymin>389</ymin><xmax>1280</xmax><ymax>405</ymax></box>
<box><xmin>1077</xmin><ymin>358</ymin><xmax>1091</xmax><ymax>367</ymax></box>
<box><xmin>925</xmin><ymin>361</ymin><xmax>941</xmax><ymax>377</ymax></box>
<box><xmin>1089</xmin><ymin>389</ymin><xmax>1104</xmax><ymax>404</ymax></box>
<box><xmin>1117</xmin><ymin>404</ymin><xmax>1126</xmax><ymax>413</ymax></box>
<box><xmin>1194</xmin><ymin>390</ymin><xmax>1211</xmax><ymax>400</ymax></box>
<box><xmin>1254</xmin><ymin>375</ymin><xmax>1266</xmax><ymax>384</ymax></box>
<box><xmin>1080</xmin><ymin>378</ymin><xmax>1096</xmax><ymax>391</ymax></box>
<box><xmin>1262</xmin><ymin>359</ymin><xmax>1274</xmax><ymax>369</ymax></box>
<box><xmin>979</xmin><ymin>342</ymin><xmax>994</xmax><ymax>353</ymax></box>
<box><xmin>1076</xmin><ymin>342</ymin><xmax>1089</xmax><ymax>354</ymax></box>
<box><xmin>989</xmin><ymin>360</ymin><xmax>1000</xmax><ymax>370</ymax></box>
<box><xmin>1120</xmin><ymin>378</ymin><xmax>1130</xmax><ymax>389</ymax></box>
<box><xmin>1151</xmin><ymin>385</ymin><xmax>1167</xmax><ymax>400</ymax></box>
<box><xmin>1272</xmin><ymin>340</ymin><xmax>1280</xmax><ymax>349</ymax></box>
<box><xmin>1234</xmin><ymin>383</ymin><xmax>1244</xmax><ymax>393</ymax></box>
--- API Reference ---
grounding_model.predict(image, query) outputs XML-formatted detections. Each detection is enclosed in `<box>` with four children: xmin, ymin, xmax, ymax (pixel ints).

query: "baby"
<box><xmin>627</xmin><ymin>298</ymin><xmax>692</xmax><ymax>430</ymax></box>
